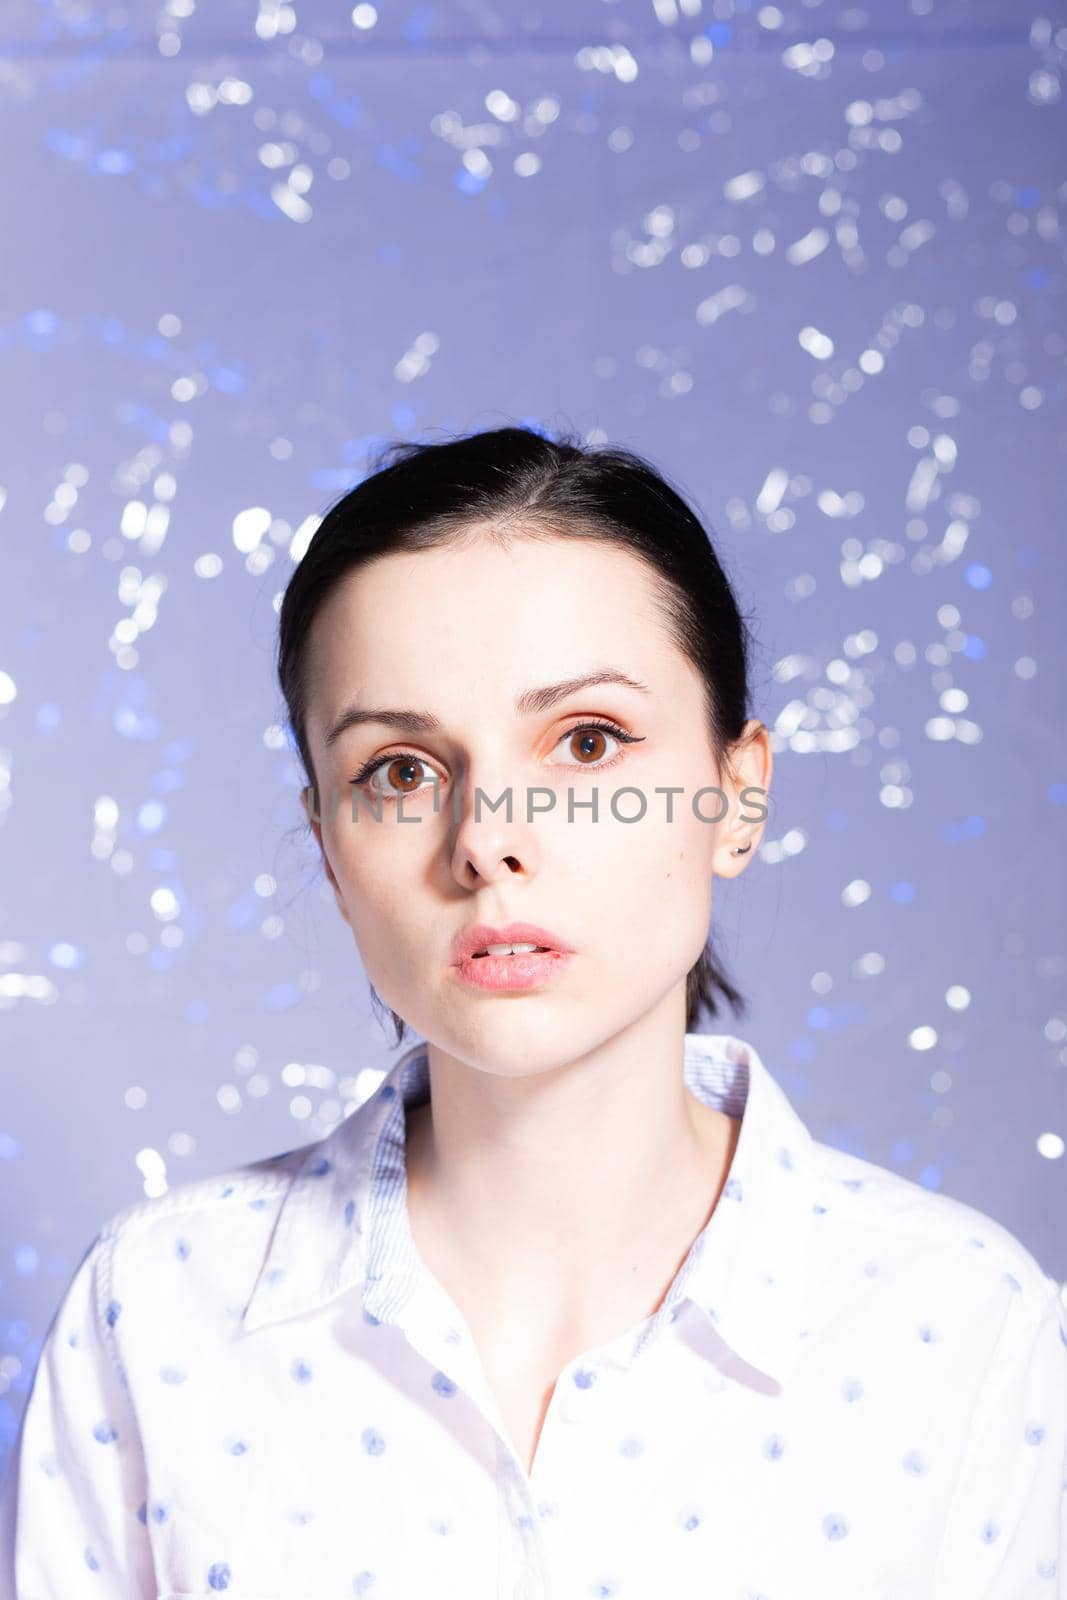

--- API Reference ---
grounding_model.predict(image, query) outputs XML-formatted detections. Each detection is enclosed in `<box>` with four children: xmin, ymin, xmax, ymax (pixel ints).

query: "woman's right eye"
<box><xmin>352</xmin><ymin>753</ymin><xmax>440</xmax><ymax>801</ymax></box>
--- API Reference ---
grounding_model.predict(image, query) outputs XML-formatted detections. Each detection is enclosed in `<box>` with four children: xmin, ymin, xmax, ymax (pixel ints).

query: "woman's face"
<box><xmin>302</xmin><ymin>529</ymin><xmax>767</xmax><ymax>1074</ymax></box>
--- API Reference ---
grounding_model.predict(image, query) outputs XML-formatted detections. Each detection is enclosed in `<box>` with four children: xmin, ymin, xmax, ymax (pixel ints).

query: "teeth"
<box><xmin>475</xmin><ymin>942</ymin><xmax>546</xmax><ymax>957</ymax></box>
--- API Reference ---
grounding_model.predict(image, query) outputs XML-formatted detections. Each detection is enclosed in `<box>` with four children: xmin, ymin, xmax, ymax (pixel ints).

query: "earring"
<box><xmin>731</xmin><ymin>842</ymin><xmax>752</xmax><ymax>856</ymax></box>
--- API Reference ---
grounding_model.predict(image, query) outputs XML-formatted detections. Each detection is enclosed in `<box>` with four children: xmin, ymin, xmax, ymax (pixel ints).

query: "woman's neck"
<box><xmin>401</xmin><ymin>1021</ymin><xmax>742</xmax><ymax>1341</ymax></box>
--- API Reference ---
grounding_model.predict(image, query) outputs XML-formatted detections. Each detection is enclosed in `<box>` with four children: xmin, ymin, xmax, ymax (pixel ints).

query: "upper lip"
<box><xmin>450</xmin><ymin>921</ymin><xmax>575</xmax><ymax>964</ymax></box>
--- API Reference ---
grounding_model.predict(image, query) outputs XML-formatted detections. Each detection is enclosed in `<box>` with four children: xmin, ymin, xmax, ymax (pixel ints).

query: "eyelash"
<box><xmin>348</xmin><ymin>718</ymin><xmax>643</xmax><ymax>795</ymax></box>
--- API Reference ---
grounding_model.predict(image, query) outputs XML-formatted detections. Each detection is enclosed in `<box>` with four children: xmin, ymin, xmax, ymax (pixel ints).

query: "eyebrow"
<box><xmin>322</xmin><ymin>669</ymin><xmax>652</xmax><ymax>751</ymax></box>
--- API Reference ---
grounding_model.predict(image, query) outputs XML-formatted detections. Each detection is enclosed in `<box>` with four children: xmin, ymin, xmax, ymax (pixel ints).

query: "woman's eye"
<box><xmin>358</xmin><ymin>754</ymin><xmax>439</xmax><ymax>801</ymax></box>
<box><xmin>549</xmin><ymin>721</ymin><xmax>639</xmax><ymax>767</ymax></box>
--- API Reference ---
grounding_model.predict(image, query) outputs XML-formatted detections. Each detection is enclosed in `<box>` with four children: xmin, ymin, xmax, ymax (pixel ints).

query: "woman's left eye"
<box><xmin>549</xmin><ymin>720</ymin><xmax>644</xmax><ymax>767</ymax></box>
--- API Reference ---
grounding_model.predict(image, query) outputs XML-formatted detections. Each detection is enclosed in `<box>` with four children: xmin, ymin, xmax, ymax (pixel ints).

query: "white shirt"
<box><xmin>2</xmin><ymin>1030</ymin><xmax>1065</xmax><ymax>1600</ymax></box>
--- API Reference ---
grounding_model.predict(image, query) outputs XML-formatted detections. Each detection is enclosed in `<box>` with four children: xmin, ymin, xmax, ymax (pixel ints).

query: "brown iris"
<box><xmin>571</xmin><ymin>728</ymin><xmax>607</xmax><ymax>762</ymax></box>
<box><xmin>384</xmin><ymin>757</ymin><xmax>425</xmax><ymax>793</ymax></box>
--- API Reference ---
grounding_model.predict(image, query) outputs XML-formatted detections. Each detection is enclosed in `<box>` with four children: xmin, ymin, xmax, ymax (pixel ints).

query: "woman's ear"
<box><xmin>712</xmin><ymin>719</ymin><xmax>772</xmax><ymax>877</ymax></box>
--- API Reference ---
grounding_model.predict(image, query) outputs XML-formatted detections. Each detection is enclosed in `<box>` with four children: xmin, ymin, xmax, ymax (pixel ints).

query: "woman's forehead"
<box><xmin>312</xmin><ymin>536</ymin><xmax>677</xmax><ymax>674</ymax></box>
<box><xmin>303</xmin><ymin>547</ymin><xmax>711</xmax><ymax>754</ymax></box>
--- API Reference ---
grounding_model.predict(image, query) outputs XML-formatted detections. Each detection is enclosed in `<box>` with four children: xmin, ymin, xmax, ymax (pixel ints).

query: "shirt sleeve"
<box><xmin>932</xmin><ymin>1275</ymin><xmax>1067</xmax><ymax>1597</ymax></box>
<box><xmin>0</xmin><ymin>1226</ymin><xmax>156</xmax><ymax>1599</ymax></box>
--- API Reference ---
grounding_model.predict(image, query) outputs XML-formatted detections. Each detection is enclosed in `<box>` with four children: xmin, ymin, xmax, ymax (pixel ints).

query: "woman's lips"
<box><xmin>450</xmin><ymin>920</ymin><xmax>574</xmax><ymax>963</ymax></box>
<box><xmin>448</xmin><ymin>921</ymin><xmax>575</xmax><ymax>992</ymax></box>
<box><xmin>451</xmin><ymin>946</ymin><xmax>575</xmax><ymax>992</ymax></box>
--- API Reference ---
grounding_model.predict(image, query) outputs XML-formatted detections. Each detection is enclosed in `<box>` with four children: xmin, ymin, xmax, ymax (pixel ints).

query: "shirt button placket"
<box><xmin>496</xmin><ymin>1439</ymin><xmax>548</xmax><ymax>1600</ymax></box>
<box><xmin>509</xmin><ymin>1537</ymin><xmax>545</xmax><ymax>1600</ymax></box>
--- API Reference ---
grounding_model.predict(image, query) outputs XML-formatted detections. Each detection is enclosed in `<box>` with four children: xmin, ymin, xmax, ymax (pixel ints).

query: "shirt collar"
<box><xmin>670</xmin><ymin>1031</ymin><xmax>816</xmax><ymax>1389</ymax></box>
<box><xmin>240</xmin><ymin>1031</ymin><xmax>815</xmax><ymax>1389</ymax></box>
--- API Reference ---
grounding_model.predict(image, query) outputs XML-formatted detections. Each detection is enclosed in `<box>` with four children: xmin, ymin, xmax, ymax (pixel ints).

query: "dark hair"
<box><xmin>277</xmin><ymin>424</ymin><xmax>759</xmax><ymax>1046</ymax></box>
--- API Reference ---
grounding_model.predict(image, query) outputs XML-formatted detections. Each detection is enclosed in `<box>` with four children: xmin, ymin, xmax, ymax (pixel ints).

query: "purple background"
<box><xmin>1</xmin><ymin>0</ymin><xmax>1065</xmax><ymax>1471</ymax></box>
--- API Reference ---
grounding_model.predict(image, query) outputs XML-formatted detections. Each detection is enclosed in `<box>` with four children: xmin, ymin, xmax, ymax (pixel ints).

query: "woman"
<box><xmin>2</xmin><ymin>426</ymin><xmax>1063</xmax><ymax>1599</ymax></box>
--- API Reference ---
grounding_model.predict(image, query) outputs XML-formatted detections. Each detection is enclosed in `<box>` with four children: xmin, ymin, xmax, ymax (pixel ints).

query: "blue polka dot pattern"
<box><xmin>4</xmin><ymin>1030</ymin><xmax>1063</xmax><ymax>1599</ymax></box>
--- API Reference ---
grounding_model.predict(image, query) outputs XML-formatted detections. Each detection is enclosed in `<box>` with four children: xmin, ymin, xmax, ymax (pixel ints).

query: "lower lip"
<box><xmin>451</xmin><ymin>949</ymin><xmax>575</xmax><ymax>992</ymax></box>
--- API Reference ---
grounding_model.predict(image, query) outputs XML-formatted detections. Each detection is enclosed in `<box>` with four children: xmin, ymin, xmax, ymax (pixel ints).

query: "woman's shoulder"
<box><xmin>98</xmin><ymin>1140</ymin><xmax>313</xmax><ymax>1249</ymax></box>
<box><xmin>805</xmin><ymin>1134</ymin><xmax>1064</xmax><ymax>1335</ymax></box>
<box><xmin>76</xmin><ymin>1062</ymin><xmax>405</xmax><ymax>1345</ymax></box>
<box><xmin>75</xmin><ymin>1139</ymin><xmax>327</xmax><ymax>1334</ymax></box>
